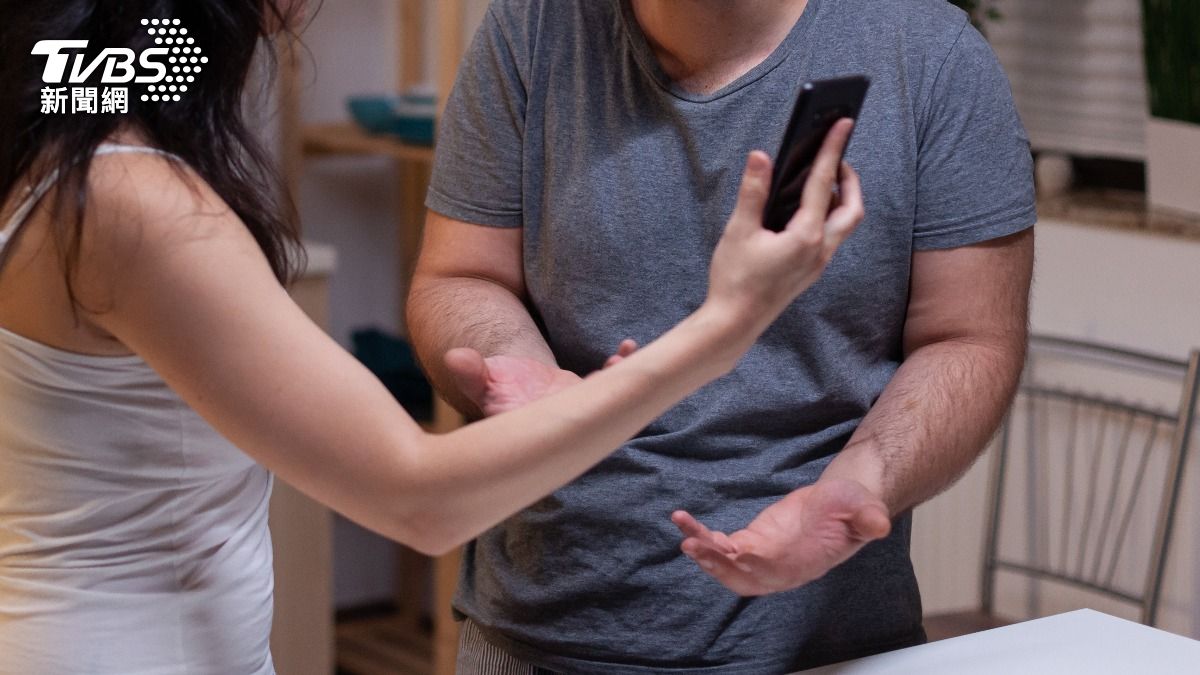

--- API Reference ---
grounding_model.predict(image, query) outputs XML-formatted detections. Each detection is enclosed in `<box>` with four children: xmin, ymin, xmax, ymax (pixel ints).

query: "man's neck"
<box><xmin>630</xmin><ymin>0</ymin><xmax>810</xmax><ymax>95</ymax></box>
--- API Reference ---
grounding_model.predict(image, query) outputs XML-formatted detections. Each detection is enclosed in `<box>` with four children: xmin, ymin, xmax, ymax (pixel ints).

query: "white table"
<box><xmin>800</xmin><ymin>609</ymin><xmax>1200</xmax><ymax>674</ymax></box>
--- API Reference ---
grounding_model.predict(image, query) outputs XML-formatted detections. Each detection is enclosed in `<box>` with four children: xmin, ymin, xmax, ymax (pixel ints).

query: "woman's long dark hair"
<box><xmin>0</xmin><ymin>1</ymin><xmax>305</xmax><ymax>295</ymax></box>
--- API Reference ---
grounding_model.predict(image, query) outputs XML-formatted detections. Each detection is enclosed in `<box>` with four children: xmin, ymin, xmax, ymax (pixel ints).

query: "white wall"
<box><xmin>296</xmin><ymin>0</ymin><xmax>403</xmax><ymax>345</ymax></box>
<box><xmin>913</xmin><ymin>219</ymin><xmax>1200</xmax><ymax>639</ymax></box>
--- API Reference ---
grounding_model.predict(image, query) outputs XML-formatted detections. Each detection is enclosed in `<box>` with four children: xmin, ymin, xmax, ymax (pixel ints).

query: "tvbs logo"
<box><xmin>33</xmin><ymin>19</ymin><xmax>205</xmax><ymax>112</ymax></box>
<box><xmin>33</xmin><ymin>40</ymin><xmax>170</xmax><ymax>85</ymax></box>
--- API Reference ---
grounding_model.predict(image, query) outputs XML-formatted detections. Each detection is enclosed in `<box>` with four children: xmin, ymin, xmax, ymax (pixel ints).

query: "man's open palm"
<box><xmin>672</xmin><ymin>478</ymin><xmax>892</xmax><ymax>596</ymax></box>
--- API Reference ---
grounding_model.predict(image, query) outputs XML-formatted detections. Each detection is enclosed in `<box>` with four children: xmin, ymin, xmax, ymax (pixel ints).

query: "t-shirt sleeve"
<box><xmin>426</xmin><ymin>6</ymin><xmax>527</xmax><ymax>228</ymax></box>
<box><xmin>912</xmin><ymin>22</ymin><xmax>1036</xmax><ymax>250</ymax></box>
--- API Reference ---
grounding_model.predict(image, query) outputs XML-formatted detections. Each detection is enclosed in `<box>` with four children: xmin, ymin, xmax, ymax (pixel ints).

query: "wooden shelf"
<box><xmin>302</xmin><ymin>122</ymin><xmax>435</xmax><ymax>164</ymax></box>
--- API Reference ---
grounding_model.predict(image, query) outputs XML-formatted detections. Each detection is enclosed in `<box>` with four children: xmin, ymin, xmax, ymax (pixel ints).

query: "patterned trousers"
<box><xmin>456</xmin><ymin>619</ymin><xmax>560</xmax><ymax>675</ymax></box>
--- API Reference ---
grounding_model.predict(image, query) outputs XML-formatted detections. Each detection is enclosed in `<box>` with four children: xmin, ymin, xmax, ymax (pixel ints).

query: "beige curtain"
<box><xmin>988</xmin><ymin>0</ymin><xmax>1148</xmax><ymax>160</ymax></box>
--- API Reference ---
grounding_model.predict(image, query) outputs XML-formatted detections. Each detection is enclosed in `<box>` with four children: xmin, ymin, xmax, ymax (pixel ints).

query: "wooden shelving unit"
<box><xmin>279</xmin><ymin>3</ymin><xmax>468</xmax><ymax>675</ymax></box>
<box><xmin>302</xmin><ymin>122</ymin><xmax>436</xmax><ymax>164</ymax></box>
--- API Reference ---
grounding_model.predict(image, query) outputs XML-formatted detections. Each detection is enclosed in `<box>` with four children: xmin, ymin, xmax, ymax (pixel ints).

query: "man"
<box><xmin>407</xmin><ymin>0</ymin><xmax>1035</xmax><ymax>672</ymax></box>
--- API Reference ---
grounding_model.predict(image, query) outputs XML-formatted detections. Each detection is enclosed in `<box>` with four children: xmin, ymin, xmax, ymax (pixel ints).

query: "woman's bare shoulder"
<box><xmin>86</xmin><ymin>147</ymin><xmax>238</xmax><ymax>246</ymax></box>
<box><xmin>77</xmin><ymin>146</ymin><xmax>268</xmax><ymax>309</ymax></box>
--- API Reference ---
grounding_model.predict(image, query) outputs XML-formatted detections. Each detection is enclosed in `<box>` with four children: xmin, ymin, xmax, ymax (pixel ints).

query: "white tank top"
<box><xmin>0</xmin><ymin>145</ymin><xmax>276</xmax><ymax>674</ymax></box>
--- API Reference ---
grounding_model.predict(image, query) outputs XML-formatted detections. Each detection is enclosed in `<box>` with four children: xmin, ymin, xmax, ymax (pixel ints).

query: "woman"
<box><xmin>0</xmin><ymin>1</ymin><xmax>863</xmax><ymax>672</ymax></box>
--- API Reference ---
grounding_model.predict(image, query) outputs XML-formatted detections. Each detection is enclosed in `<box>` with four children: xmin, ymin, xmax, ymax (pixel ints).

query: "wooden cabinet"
<box><xmin>272</xmin><ymin>245</ymin><xmax>339</xmax><ymax>675</ymax></box>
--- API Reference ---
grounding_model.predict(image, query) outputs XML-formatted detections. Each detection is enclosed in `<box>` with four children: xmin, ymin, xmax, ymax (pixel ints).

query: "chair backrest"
<box><xmin>980</xmin><ymin>335</ymin><xmax>1200</xmax><ymax>626</ymax></box>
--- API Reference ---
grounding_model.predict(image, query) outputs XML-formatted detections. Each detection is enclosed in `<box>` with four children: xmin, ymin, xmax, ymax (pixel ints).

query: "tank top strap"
<box><xmin>0</xmin><ymin>144</ymin><xmax>180</xmax><ymax>257</ymax></box>
<box><xmin>93</xmin><ymin>143</ymin><xmax>179</xmax><ymax>160</ymax></box>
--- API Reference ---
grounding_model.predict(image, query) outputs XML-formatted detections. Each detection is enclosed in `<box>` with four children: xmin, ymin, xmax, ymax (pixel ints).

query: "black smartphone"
<box><xmin>763</xmin><ymin>75</ymin><xmax>871</xmax><ymax>232</ymax></box>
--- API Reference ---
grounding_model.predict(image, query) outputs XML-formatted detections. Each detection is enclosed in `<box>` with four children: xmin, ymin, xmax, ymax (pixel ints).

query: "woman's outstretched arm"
<box><xmin>81</xmin><ymin>122</ymin><xmax>861</xmax><ymax>556</ymax></box>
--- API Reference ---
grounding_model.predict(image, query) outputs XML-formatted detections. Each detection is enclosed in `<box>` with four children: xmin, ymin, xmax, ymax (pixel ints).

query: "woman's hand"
<box><xmin>705</xmin><ymin>119</ymin><xmax>863</xmax><ymax>329</ymax></box>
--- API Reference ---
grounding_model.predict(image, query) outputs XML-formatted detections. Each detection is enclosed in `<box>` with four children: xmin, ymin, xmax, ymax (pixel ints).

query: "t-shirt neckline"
<box><xmin>618</xmin><ymin>0</ymin><xmax>822</xmax><ymax>104</ymax></box>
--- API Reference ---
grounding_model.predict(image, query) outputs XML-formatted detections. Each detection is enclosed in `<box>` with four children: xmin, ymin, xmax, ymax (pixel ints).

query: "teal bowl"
<box><xmin>347</xmin><ymin>95</ymin><xmax>437</xmax><ymax>146</ymax></box>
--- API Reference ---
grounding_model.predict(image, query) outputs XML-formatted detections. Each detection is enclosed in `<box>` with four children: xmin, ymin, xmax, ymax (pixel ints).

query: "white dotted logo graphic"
<box><xmin>139</xmin><ymin>18</ymin><xmax>206</xmax><ymax>103</ymax></box>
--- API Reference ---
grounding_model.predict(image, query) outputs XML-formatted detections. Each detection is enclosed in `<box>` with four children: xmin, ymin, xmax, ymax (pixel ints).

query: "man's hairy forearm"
<box><xmin>406</xmin><ymin>276</ymin><xmax>557</xmax><ymax>415</ymax></box>
<box><xmin>822</xmin><ymin>335</ymin><xmax>1026</xmax><ymax>516</ymax></box>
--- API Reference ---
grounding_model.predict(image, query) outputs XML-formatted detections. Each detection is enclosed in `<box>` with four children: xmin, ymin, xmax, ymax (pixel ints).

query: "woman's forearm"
<box><xmin>394</xmin><ymin>299</ymin><xmax>750</xmax><ymax>554</ymax></box>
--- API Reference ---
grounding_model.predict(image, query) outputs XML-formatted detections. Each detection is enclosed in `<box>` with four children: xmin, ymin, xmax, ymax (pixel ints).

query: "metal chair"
<box><xmin>924</xmin><ymin>335</ymin><xmax>1200</xmax><ymax>641</ymax></box>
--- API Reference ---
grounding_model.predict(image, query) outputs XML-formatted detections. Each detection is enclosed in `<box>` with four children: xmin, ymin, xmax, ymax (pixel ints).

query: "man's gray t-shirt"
<box><xmin>426</xmin><ymin>0</ymin><xmax>1035</xmax><ymax>672</ymax></box>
